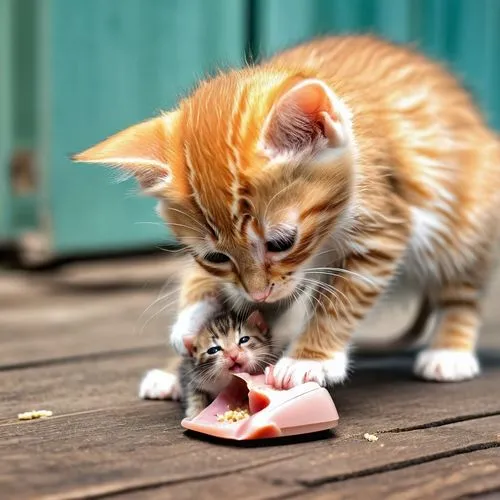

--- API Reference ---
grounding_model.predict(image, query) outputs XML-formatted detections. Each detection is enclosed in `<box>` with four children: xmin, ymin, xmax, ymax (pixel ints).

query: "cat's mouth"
<box><xmin>228</xmin><ymin>363</ymin><xmax>245</xmax><ymax>373</ymax></box>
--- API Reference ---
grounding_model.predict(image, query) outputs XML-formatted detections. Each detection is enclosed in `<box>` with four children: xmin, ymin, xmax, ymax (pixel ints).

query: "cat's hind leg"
<box><xmin>414</xmin><ymin>281</ymin><xmax>482</xmax><ymax>382</ymax></box>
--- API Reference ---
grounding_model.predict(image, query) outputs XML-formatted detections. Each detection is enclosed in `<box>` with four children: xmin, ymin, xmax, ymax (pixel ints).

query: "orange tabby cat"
<box><xmin>75</xmin><ymin>35</ymin><xmax>500</xmax><ymax>391</ymax></box>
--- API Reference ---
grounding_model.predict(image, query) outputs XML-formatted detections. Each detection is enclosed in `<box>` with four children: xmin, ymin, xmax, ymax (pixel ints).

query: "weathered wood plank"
<box><xmin>254</xmin><ymin>415</ymin><xmax>500</xmax><ymax>485</ymax></box>
<box><xmin>113</xmin><ymin>449</ymin><xmax>500</xmax><ymax>500</ymax></box>
<box><xmin>3</xmin><ymin>410</ymin><xmax>497</xmax><ymax>499</ymax></box>
<box><xmin>0</xmin><ymin>406</ymin><xmax>307</xmax><ymax>499</ymax></box>
<box><xmin>1</xmin><ymin>256</ymin><xmax>500</xmax><ymax>499</ymax></box>
<box><xmin>0</xmin><ymin>257</ymin><xmax>182</xmax><ymax>366</ymax></box>
<box><xmin>296</xmin><ymin>448</ymin><xmax>500</xmax><ymax>500</ymax></box>
<box><xmin>2</xmin><ymin>346</ymin><xmax>500</xmax><ymax>429</ymax></box>
<box><xmin>0</xmin><ymin>350</ymin><xmax>167</xmax><ymax>418</ymax></box>
<box><xmin>1</xmin><ymin>348</ymin><xmax>500</xmax><ymax>499</ymax></box>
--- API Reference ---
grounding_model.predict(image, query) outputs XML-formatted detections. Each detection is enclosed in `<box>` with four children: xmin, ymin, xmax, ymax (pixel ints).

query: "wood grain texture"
<box><xmin>297</xmin><ymin>448</ymin><xmax>500</xmax><ymax>500</ymax></box>
<box><xmin>1</xmin><ymin>354</ymin><xmax>500</xmax><ymax>499</ymax></box>
<box><xmin>1</xmin><ymin>257</ymin><xmax>500</xmax><ymax>499</ymax></box>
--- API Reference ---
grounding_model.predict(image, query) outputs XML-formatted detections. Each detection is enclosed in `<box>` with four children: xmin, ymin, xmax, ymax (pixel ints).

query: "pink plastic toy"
<box><xmin>181</xmin><ymin>373</ymin><xmax>339</xmax><ymax>440</ymax></box>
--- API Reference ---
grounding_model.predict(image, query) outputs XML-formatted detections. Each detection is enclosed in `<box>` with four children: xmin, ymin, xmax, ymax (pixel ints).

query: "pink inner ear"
<box><xmin>293</xmin><ymin>82</ymin><xmax>330</xmax><ymax>115</ymax></box>
<box><xmin>261</xmin><ymin>79</ymin><xmax>343</xmax><ymax>157</ymax></box>
<box><xmin>246</xmin><ymin>310</ymin><xmax>269</xmax><ymax>334</ymax></box>
<box><xmin>183</xmin><ymin>335</ymin><xmax>196</xmax><ymax>355</ymax></box>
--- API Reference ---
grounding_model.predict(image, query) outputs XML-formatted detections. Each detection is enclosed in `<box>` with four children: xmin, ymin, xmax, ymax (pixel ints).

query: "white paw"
<box><xmin>139</xmin><ymin>369</ymin><xmax>182</xmax><ymax>400</ymax></box>
<box><xmin>414</xmin><ymin>349</ymin><xmax>480</xmax><ymax>382</ymax></box>
<box><xmin>266</xmin><ymin>352</ymin><xmax>348</xmax><ymax>389</ymax></box>
<box><xmin>170</xmin><ymin>299</ymin><xmax>219</xmax><ymax>355</ymax></box>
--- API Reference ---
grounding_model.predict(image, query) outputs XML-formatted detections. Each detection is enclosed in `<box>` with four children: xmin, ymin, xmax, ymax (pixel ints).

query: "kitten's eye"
<box><xmin>266</xmin><ymin>231</ymin><xmax>297</xmax><ymax>253</ymax></box>
<box><xmin>204</xmin><ymin>252</ymin><xmax>230</xmax><ymax>264</ymax></box>
<box><xmin>206</xmin><ymin>346</ymin><xmax>222</xmax><ymax>355</ymax></box>
<box><xmin>239</xmin><ymin>336</ymin><xmax>250</xmax><ymax>345</ymax></box>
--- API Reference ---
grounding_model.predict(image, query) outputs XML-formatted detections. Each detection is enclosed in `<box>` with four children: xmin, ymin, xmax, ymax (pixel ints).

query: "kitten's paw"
<box><xmin>414</xmin><ymin>349</ymin><xmax>480</xmax><ymax>382</ymax></box>
<box><xmin>266</xmin><ymin>352</ymin><xmax>348</xmax><ymax>389</ymax></box>
<box><xmin>171</xmin><ymin>299</ymin><xmax>219</xmax><ymax>355</ymax></box>
<box><xmin>139</xmin><ymin>369</ymin><xmax>182</xmax><ymax>400</ymax></box>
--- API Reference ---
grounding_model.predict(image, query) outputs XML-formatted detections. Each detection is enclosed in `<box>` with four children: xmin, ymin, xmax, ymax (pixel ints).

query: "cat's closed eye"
<box><xmin>266</xmin><ymin>230</ymin><xmax>297</xmax><ymax>253</ymax></box>
<box><xmin>204</xmin><ymin>252</ymin><xmax>230</xmax><ymax>264</ymax></box>
<box><xmin>206</xmin><ymin>346</ymin><xmax>222</xmax><ymax>355</ymax></box>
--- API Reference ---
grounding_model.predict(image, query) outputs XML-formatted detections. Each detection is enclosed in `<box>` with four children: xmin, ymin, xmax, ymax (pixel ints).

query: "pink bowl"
<box><xmin>181</xmin><ymin>373</ymin><xmax>339</xmax><ymax>440</ymax></box>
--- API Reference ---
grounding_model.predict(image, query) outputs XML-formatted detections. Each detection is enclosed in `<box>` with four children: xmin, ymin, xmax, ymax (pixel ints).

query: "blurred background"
<box><xmin>1</xmin><ymin>0</ymin><xmax>499</xmax><ymax>266</ymax></box>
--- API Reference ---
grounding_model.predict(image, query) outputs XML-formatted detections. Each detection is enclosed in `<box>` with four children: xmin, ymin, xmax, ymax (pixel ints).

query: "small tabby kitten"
<box><xmin>179</xmin><ymin>310</ymin><xmax>273</xmax><ymax>418</ymax></box>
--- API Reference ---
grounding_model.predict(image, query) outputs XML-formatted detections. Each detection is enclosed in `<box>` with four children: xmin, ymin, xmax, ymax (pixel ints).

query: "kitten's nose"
<box><xmin>227</xmin><ymin>348</ymin><xmax>240</xmax><ymax>361</ymax></box>
<box><xmin>249</xmin><ymin>287</ymin><xmax>271</xmax><ymax>302</ymax></box>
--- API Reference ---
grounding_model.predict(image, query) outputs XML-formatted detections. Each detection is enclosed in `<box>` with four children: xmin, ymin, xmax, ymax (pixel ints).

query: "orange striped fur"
<box><xmin>75</xmin><ymin>35</ymin><xmax>500</xmax><ymax>386</ymax></box>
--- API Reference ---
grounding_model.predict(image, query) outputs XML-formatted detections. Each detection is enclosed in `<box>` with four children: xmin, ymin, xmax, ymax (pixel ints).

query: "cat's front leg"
<box><xmin>268</xmin><ymin>214</ymin><xmax>410</xmax><ymax>389</ymax></box>
<box><xmin>185</xmin><ymin>388</ymin><xmax>211</xmax><ymax>419</ymax></box>
<box><xmin>139</xmin><ymin>267</ymin><xmax>221</xmax><ymax>400</ymax></box>
<box><xmin>170</xmin><ymin>267</ymin><xmax>222</xmax><ymax>355</ymax></box>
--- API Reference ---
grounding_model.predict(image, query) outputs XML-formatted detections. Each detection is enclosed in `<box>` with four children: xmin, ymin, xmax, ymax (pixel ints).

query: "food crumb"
<box><xmin>363</xmin><ymin>432</ymin><xmax>378</xmax><ymax>442</ymax></box>
<box><xmin>216</xmin><ymin>407</ymin><xmax>249</xmax><ymax>423</ymax></box>
<box><xmin>18</xmin><ymin>410</ymin><xmax>53</xmax><ymax>421</ymax></box>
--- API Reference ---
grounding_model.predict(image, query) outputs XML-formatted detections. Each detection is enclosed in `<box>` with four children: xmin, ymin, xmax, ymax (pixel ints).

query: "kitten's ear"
<box><xmin>72</xmin><ymin>113</ymin><xmax>177</xmax><ymax>195</ymax></box>
<box><xmin>246</xmin><ymin>310</ymin><xmax>269</xmax><ymax>335</ymax></box>
<box><xmin>259</xmin><ymin>79</ymin><xmax>349</xmax><ymax>161</ymax></box>
<box><xmin>183</xmin><ymin>335</ymin><xmax>196</xmax><ymax>356</ymax></box>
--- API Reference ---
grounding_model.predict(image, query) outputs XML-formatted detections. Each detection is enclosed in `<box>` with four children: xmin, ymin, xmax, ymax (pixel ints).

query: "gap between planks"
<box><xmin>18</xmin><ymin>412</ymin><xmax>500</xmax><ymax>500</ymax></box>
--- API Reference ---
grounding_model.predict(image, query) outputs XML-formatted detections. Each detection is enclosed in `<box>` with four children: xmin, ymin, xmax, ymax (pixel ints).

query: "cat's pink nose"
<box><xmin>227</xmin><ymin>348</ymin><xmax>240</xmax><ymax>361</ymax></box>
<box><xmin>249</xmin><ymin>287</ymin><xmax>271</xmax><ymax>302</ymax></box>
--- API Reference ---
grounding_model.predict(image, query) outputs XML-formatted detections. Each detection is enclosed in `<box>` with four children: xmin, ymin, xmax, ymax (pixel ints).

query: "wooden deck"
<box><xmin>1</xmin><ymin>255</ymin><xmax>500</xmax><ymax>499</ymax></box>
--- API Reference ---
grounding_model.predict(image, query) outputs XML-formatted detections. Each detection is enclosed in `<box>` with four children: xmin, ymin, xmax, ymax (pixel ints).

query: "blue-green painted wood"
<box><xmin>0</xmin><ymin>0</ymin><xmax>13</xmax><ymax>243</ymax></box>
<box><xmin>38</xmin><ymin>0</ymin><xmax>246</xmax><ymax>255</ymax></box>
<box><xmin>11</xmin><ymin>0</ymin><xmax>38</xmax><ymax>235</ymax></box>
<box><xmin>256</xmin><ymin>0</ymin><xmax>500</xmax><ymax>130</ymax></box>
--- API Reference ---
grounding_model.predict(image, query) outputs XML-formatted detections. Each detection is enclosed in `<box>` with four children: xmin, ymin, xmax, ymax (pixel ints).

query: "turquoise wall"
<box><xmin>1</xmin><ymin>0</ymin><xmax>499</xmax><ymax>260</ymax></box>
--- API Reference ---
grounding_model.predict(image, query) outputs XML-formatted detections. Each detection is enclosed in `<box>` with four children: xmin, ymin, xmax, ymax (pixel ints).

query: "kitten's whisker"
<box><xmin>305</xmin><ymin>267</ymin><xmax>377</xmax><ymax>287</ymax></box>
<box><xmin>264</xmin><ymin>183</ymin><xmax>294</xmax><ymax>220</ymax></box>
<box><xmin>137</xmin><ymin>284</ymin><xmax>180</xmax><ymax>331</ymax></box>
<box><xmin>138</xmin><ymin>296</ymin><xmax>179</xmax><ymax>335</ymax></box>
<box><xmin>301</xmin><ymin>283</ymin><xmax>330</xmax><ymax>317</ymax></box>
<box><xmin>166</xmin><ymin>207</ymin><xmax>205</xmax><ymax>231</ymax></box>
<box><xmin>134</xmin><ymin>221</ymin><xmax>164</xmax><ymax>227</ymax></box>
<box><xmin>301</xmin><ymin>277</ymin><xmax>351</xmax><ymax>317</ymax></box>
<box><xmin>165</xmin><ymin>222</ymin><xmax>206</xmax><ymax>236</ymax></box>
<box><xmin>156</xmin><ymin>246</ymin><xmax>187</xmax><ymax>254</ymax></box>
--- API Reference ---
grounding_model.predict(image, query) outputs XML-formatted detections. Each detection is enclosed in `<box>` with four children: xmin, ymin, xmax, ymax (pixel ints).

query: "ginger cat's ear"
<box><xmin>259</xmin><ymin>79</ymin><xmax>350</xmax><ymax>161</ymax></box>
<box><xmin>72</xmin><ymin>113</ymin><xmax>177</xmax><ymax>195</ymax></box>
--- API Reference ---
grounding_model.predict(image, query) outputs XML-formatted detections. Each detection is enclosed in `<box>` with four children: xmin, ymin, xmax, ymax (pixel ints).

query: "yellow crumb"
<box><xmin>363</xmin><ymin>433</ymin><xmax>379</xmax><ymax>442</ymax></box>
<box><xmin>18</xmin><ymin>410</ymin><xmax>53</xmax><ymax>421</ymax></box>
<box><xmin>216</xmin><ymin>407</ymin><xmax>250</xmax><ymax>423</ymax></box>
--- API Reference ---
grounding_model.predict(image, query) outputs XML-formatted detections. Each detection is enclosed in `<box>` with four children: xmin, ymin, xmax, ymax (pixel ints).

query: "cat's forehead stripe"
<box><xmin>227</xmin><ymin>84</ymin><xmax>249</xmax><ymax>220</ymax></box>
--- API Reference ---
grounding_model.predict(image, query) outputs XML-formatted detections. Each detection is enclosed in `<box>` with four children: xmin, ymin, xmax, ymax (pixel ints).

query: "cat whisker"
<box><xmin>300</xmin><ymin>283</ymin><xmax>331</xmax><ymax>317</ymax></box>
<box><xmin>166</xmin><ymin>207</ymin><xmax>206</xmax><ymax>231</ymax></box>
<box><xmin>263</xmin><ymin>183</ymin><xmax>294</xmax><ymax>220</ymax></box>
<box><xmin>301</xmin><ymin>277</ymin><xmax>352</xmax><ymax>318</ymax></box>
<box><xmin>138</xmin><ymin>295</ymin><xmax>180</xmax><ymax>335</ymax></box>
<box><xmin>164</xmin><ymin>222</ymin><xmax>206</xmax><ymax>236</ymax></box>
<box><xmin>136</xmin><ymin>283</ymin><xmax>180</xmax><ymax>332</ymax></box>
<box><xmin>155</xmin><ymin>246</ymin><xmax>187</xmax><ymax>254</ymax></box>
<box><xmin>304</xmin><ymin>267</ymin><xmax>377</xmax><ymax>288</ymax></box>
